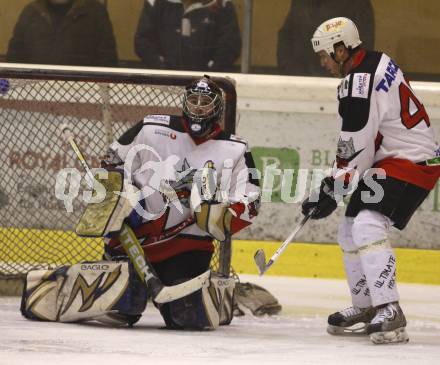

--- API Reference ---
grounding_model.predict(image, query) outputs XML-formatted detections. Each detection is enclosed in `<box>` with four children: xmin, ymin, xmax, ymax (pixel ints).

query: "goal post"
<box><xmin>0</xmin><ymin>64</ymin><xmax>237</xmax><ymax>293</ymax></box>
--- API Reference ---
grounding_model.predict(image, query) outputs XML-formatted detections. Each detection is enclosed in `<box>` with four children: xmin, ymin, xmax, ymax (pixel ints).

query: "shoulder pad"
<box><xmin>143</xmin><ymin>114</ymin><xmax>171</xmax><ymax>125</ymax></box>
<box><xmin>229</xmin><ymin>134</ymin><xmax>248</xmax><ymax>145</ymax></box>
<box><xmin>213</xmin><ymin>131</ymin><xmax>247</xmax><ymax>144</ymax></box>
<box><xmin>143</xmin><ymin>115</ymin><xmax>186</xmax><ymax>133</ymax></box>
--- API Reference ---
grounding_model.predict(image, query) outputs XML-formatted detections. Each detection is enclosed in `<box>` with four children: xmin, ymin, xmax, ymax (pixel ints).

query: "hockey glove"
<box><xmin>302</xmin><ymin>177</ymin><xmax>338</xmax><ymax>220</ymax></box>
<box><xmin>194</xmin><ymin>202</ymin><xmax>233</xmax><ymax>242</ymax></box>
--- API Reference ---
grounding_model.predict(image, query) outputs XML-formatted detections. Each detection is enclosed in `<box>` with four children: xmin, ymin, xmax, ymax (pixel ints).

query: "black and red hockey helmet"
<box><xmin>182</xmin><ymin>76</ymin><xmax>223</xmax><ymax>137</ymax></box>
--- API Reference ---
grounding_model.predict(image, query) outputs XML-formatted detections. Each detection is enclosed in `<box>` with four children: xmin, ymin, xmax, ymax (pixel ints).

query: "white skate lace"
<box><xmin>340</xmin><ymin>306</ymin><xmax>363</xmax><ymax>318</ymax></box>
<box><xmin>371</xmin><ymin>304</ymin><xmax>395</xmax><ymax>324</ymax></box>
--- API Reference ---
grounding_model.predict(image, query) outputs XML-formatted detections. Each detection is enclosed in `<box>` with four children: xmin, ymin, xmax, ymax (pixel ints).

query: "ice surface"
<box><xmin>1</xmin><ymin>275</ymin><xmax>439</xmax><ymax>365</ymax></box>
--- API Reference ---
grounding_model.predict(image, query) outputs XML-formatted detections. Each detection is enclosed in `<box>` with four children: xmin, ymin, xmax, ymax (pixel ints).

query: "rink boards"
<box><xmin>1</xmin><ymin>67</ymin><xmax>439</xmax><ymax>250</ymax></box>
<box><xmin>1</xmin><ymin>227</ymin><xmax>439</xmax><ymax>285</ymax></box>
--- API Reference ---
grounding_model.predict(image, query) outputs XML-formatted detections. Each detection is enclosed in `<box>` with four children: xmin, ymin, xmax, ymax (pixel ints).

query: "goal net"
<box><xmin>0</xmin><ymin>64</ymin><xmax>237</xmax><ymax>282</ymax></box>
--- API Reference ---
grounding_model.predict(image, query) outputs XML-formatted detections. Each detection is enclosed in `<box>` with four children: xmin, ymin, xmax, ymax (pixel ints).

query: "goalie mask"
<box><xmin>183</xmin><ymin>77</ymin><xmax>223</xmax><ymax>137</ymax></box>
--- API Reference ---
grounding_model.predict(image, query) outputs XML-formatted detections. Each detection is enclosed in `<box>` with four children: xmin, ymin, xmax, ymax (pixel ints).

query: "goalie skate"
<box><xmin>327</xmin><ymin>306</ymin><xmax>376</xmax><ymax>335</ymax></box>
<box><xmin>367</xmin><ymin>302</ymin><xmax>409</xmax><ymax>344</ymax></box>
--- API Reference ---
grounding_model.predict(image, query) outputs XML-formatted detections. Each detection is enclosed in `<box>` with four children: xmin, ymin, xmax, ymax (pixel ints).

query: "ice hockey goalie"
<box><xmin>21</xmin><ymin>76</ymin><xmax>264</xmax><ymax>330</ymax></box>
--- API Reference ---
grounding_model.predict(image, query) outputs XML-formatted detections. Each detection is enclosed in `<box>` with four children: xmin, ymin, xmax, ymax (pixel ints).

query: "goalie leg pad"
<box><xmin>21</xmin><ymin>261</ymin><xmax>148</xmax><ymax>326</ymax></box>
<box><xmin>159</xmin><ymin>274</ymin><xmax>235</xmax><ymax>330</ymax></box>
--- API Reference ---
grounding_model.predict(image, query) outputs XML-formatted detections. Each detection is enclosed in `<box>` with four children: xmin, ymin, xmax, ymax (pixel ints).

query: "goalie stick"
<box><xmin>254</xmin><ymin>211</ymin><xmax>312</xmax><ymax>275</ymax></box>
<box><xmin>61</xmin><ymin>124</ymin><xmax>210</xmax><ymax>304</ymax></box>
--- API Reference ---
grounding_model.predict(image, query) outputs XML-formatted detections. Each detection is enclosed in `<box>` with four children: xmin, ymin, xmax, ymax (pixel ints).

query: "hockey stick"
<box><xmin>61</xmin><ymin>124</ymin><xmax>210</xmax><ymax>303</ymax></box>
<box><xmin>254</xmin><ymin>211</ymin><xmax>312</xmax><ymax>275</ymax></box>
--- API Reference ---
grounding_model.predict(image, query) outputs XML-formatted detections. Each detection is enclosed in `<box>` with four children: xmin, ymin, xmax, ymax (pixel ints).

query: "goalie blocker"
<box><xmin>21</xmin><ymin>259</ymin><xmax>235</xmax><ymax>330</ymax></box>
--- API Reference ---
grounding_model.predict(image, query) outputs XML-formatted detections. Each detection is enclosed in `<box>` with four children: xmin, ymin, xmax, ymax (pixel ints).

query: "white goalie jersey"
<box><xmin>103</xmin><ymin>115</ymin><xmax>261</xmax><ymax>263</ymax></box>
<box><xmin>334</xmin><ymin>49</ymin><xmax>440</xmax><ymax>191</ymax></box>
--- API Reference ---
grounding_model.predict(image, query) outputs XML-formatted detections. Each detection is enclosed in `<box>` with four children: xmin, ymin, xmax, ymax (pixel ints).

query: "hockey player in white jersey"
<box><xmin>303</xmin><ymin>17</ymin><xmax>440</xmax><ymax>344</ymax></box>
<box><xmin>21</xmin><ymin>76</ymin><xmax>261</xmax><ymax>330</ymax></box>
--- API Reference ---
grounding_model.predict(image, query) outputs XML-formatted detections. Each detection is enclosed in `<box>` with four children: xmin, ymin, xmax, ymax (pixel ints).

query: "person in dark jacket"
<box><xmin>7</xmin><ymin>0</ymin><xmax>118</xmax><ymax>67</ymax></box>
<box><xmin>135</xmin><ymin>0</ymin><xmax>241</xmax><ymax>72</ymax></box>
<box><xmin>277</xmin><ymin>0</ymin><xmax>375</xmax><ymax>76</ymax></box>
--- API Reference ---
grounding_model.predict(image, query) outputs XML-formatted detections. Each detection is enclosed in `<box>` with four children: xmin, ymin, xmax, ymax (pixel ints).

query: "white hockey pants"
<box><xmin>338</xmin><ymin>210</ymin><xmax>399</xmax><ymax>308</ymax></box>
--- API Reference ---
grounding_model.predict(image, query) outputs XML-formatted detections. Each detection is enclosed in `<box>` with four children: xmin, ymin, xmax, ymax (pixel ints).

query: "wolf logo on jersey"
<box><xmin>336</xmin><ymin>137</ymin><xmax>363</xmax><ymax>169</ymax></box>
<box><xmin>335</xmin><ymin>50</ymin><xmax>438</xmax><ymax>185</ymax></box>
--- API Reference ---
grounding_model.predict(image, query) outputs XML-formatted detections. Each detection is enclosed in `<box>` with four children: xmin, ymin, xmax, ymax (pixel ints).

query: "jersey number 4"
<box><xmin>399</xmin><ymin>82</ymin><xmax>430</xmax><ymax>129</ymax></box>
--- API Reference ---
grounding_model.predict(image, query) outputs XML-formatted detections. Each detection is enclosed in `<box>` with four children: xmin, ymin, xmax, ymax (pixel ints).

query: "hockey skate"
<box><xmin>327</xmin><ymin>306</ymin><xmax>376</xmax><ymax>335</ymax></box>
<box><xmin>367</xmin><ymin>302</ymin><xmax>409</xmax><ymax>344</ymax></box>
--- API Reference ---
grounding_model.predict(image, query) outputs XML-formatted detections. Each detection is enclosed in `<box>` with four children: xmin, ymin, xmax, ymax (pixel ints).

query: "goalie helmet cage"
<box><xmin>0</xmin><ymin>64</ymin><xmax>236</xmax><ymax>288</ymax></box>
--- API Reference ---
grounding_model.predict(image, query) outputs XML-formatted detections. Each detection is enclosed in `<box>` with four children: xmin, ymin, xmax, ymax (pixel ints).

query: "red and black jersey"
<box><xmin>105</xmin><ymin>115</ymin><xmax>260</xmax><ymax>263</ymax></box>
<box><xmin>333</xmin><ymin>50</ymin><xmax>440</xmax><ymax>190</ymax></box>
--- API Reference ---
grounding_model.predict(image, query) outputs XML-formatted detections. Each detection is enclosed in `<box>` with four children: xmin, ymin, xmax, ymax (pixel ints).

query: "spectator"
<box><xmin>7</xmin><ymin>0</ymin><xmax>118</xmax><ymax>67</ymax></box>
<box><xmin>277</xmin><ymin>0</ymin><xmax>374</xmax><ymax>76</ymax></box>
<box><xmin>135</xmin><ymin>0</ymin><xmax>241</xmax><ymax>72</ymax></box>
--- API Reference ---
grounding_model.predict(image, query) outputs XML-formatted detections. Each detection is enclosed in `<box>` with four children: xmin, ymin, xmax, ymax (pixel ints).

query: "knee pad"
<box><xmin>351</xmin><ymin>210</ymin><xmax>392</xmax><ymax>249</ymax></box>
<box><xmin>21</xmin><ymin>261</ymin><xmax>148</xmax><ymax>326</ymax></box>
<box><xmin>337</xmin><ymin>216</ymin><xmax>357</xmax><ymax>253</ymax></box>
<box><xmin>159</xmin><ymin>274</ymin><xmax>235</xmax><ymax>330</ymax></box>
